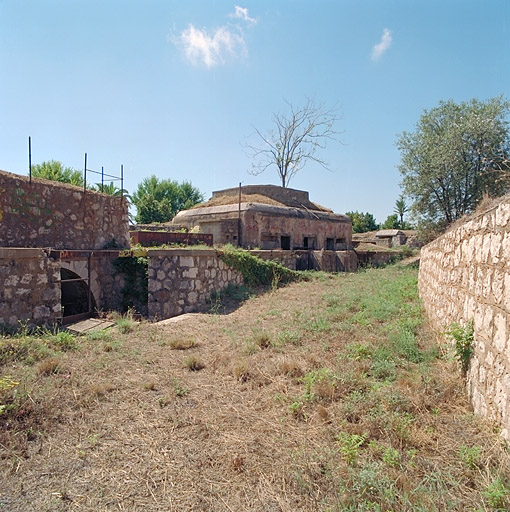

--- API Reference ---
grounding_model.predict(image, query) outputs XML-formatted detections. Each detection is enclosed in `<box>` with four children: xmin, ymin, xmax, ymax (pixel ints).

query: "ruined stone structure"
<box><xmin>173</xmin><ymin>185</ymin><xmax>352</xmax><ymax>251</ymax></box>
<box><xmin>0</xmin><ymin>170</ymin><xmax>129</xmax><ymax>328</ymax></box>
<box><xmin>148</xmin><ymin>249</ymin><xmax>243</xmax><ymax>320</ymax></box>
<box><xmin>0</xmin><ymin>170</ymin><xmax>130</xmax><ymax>249</ymax></box>
<box><xmin>419</xmin><ymin>195</ymin><xmax>510</xmax><ymax>439</ymax></box>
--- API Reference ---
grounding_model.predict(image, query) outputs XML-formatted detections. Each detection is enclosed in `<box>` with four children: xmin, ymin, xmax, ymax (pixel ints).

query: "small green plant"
<box><xmin>458</xmin><ymin>444</ymin><xmax>481</xmax><ymax>469</ymax></box>
<box><xmin>300</xmin><ymin>368</ymin><xmax>333</xmax><ymax>401</ymax></box>
<box><xmin>172</xmin><ymin>378</ymin><xmax>189</xmax><ymax>397</ymax></box>
<box><xmin>337</xmin><ymin>432</ymin><xmax>367</xmax><ymax>466</ymax></box>
<box><xmin>382</xmin><ymin>446</ymin><xmax>401</xmax><ymax>468</ymax></box>
<box><xmin>113</xmin><ymin>311</ymin><xmax>137</xmax><ymax>334</ymax></box>
<box><xmin>445</xmin><ymin>321</ymin><xmax>474</xmax><ymax>373</ymax></box>
<box><xmin>51</xmin><ymin>331</ymin><xmax>77</xmax><ymax>351</ymax></box>
<box><xmin>483</xmin><ymin>478</ymin><xmax>510</xmax><ymax>509</ymax></box>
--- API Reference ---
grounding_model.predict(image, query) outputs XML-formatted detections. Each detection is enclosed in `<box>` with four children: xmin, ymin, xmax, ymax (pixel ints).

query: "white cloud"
<box><xmin>371</xmin><ymin>28</ymin><xmax>392</xmax><ymax>61</ymax></box>
<box><xmin>175</xmin><ymin>24</ymin><xmax>247</xmax><ymax>68</ymax></box>
<box><xmin>229</xmin><ymin>5</ymin><xmax>256</xmax><ymax>24</ymax></box>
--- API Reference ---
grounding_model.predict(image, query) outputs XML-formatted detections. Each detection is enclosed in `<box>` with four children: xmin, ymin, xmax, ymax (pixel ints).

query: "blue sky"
<box><xmin>1</xmin><ymin>0</ymin><xmax>509</xmax><ymax>222</ymax></box>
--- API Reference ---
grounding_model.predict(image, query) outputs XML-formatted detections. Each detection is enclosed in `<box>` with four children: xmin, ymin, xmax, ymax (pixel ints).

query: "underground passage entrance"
<box><xmin>60</xmin><ymin>268</ymin><xmax>97</xmax><ymax>323</ymax></box>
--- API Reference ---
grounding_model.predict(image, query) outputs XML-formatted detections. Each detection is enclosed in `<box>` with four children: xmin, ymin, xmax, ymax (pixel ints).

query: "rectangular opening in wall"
<box><xmin>281</xmin><ymin>235</ymin><xmax>291</xmax><ymax>250</ymax></box>
<box><xmin>261</xmin><ymin>233</ymin><xmax>278</xmax><ymax>250</ymax></box>
<box><xmin>326</xmin><ymin>238</ymin><xmax>335</xmax><ymax>251</ymax></box>
<box><xmin>335</xmin><ymin>237</ymin><xmax>347</xmax><ymax>250</ymax></box>
<box><xmin>303</xmin><ymin>236</ymin><xmax>317</xmax><ymax>249</ymax></box>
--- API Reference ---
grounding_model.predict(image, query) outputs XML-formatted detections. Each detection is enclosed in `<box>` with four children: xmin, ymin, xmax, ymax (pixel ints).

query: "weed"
<box><xmin>274</xmin><ymin>329</ymin><xmax>301</xmax><ymax>347</ymax></box>
<box><xmin>184</xmin><ymin>355</ymin><xmax>205</xmax><ymax>371</ymax></box>
<box><xmin>370</xmin><ymin>358</ymin><xmax>397</xmax><ymax>381</ymax></box>
<box><xmin>87</xmin><ymin>330</ymin><xmax>113</xmax><ymax>342</ymax></box>
<box><xmin>115</xmin><ymin>316</ymin><xmax>135</xmax><ymax>334</ymax></box>
<box><xmin>347</xmin><ymin>342</ymin><xmax>373</xmax><ymax>360</ymax></box>
<box><xmin>51</xmin><ymin>331</ymin><xmax>77</xmax><ymax>351</ymax></box>
<box><xmin>458</xmin><ymin>444</ymin><xmax>481</xmax><ymax>469</ymax></box>
<box><xmin>382</xmin><ymin>446</ymin><xmax>401</xmax><ymax>468</ymax></box>
<box><xmin>337</xmin><ymin>432</ymin><xmax>367</xmax><ymax>466</ymax></box>
<box><xmin>0</xmin><ymin>375</ymin><xmax>19</xmax><ymax>391</ymax></box>
<box><xmin>172</xmin><ymin>378</ymin><xmax>188</xmax><ymax>397</ymax></box>
<box><xmin>483</xmin><ymin>478</ymin><xmax>510</xmax><ymax>509</ymax></box>
<box><xmin>168</xmin><ymin>337</ymin><xmax>197</xmax><ymax>350</ymax></box>
<box><xmin>300</xmin><ymin>368</ymin><xmax>334</xmax><ymax>401</ymax></box>
<box><xmin>445</xmin><ymin>321</ymin><xmax>474</xmax><ymax>373</ymax></box>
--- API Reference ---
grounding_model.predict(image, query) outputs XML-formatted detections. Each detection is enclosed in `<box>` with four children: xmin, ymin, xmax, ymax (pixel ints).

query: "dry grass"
<box><xmin>191</xmin><ymin>192</ymin><xmax>333</xmax><ymax>212</ymax></box>
<box><xmin>0</xmin><ymin>265</ymin><xmax>509</xmax><ymax>511</ymax></box>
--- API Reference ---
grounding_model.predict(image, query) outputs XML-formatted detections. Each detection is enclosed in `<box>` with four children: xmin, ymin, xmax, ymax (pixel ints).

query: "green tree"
<box><xmin>380</xmin><ymin>214</ymin><xmax>400</xmax><ymax>230</ymax></box>
<box><xmin>132</xmin><ymin>175</ymin><xmax>204</xmax><ymax>224</ymax></box>
<box><xmin>31</xmin><ymin>160</ymin><xmax>84</xmax><ymax>187</ymax></box>
<box><xmin>95</xmin><ymin>181</ymin><xmax>131</xmax><ymax>199</ymax></box>
<box><xmin>393</xmin><ymin>195</ymin><xmax>409</xmax><ymax>228</ymax></box>
<box><xmin>345</xmin><ymin>211</ymin><xmax>379</xmax><ymax>233</ymax></box>
<box><xmin>397</xmin><ymin>96</ymin><xmax>510</xmax><ymax>228</ymax></box>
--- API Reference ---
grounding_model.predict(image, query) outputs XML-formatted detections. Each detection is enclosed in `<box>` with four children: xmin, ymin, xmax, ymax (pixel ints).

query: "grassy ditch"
<box><xmin>0</xmin><ymin>264</ymin><xmax>508</xmax><ymax>511</ymax></box>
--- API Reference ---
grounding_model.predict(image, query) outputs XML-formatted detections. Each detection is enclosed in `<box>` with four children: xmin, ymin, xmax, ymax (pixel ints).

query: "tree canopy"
<box><xmin>345</xmin><ymin>211</ymin><xmax>379</xmax><ymax>233</ymax></box>
<box><xmin>397</xmin><ymin>96</ymin><xmax>510</xmax><ymax>227</ymax></box>
<box><xmin>246</xmin><ymin>98</ymin><xmax>341</xmax><ymax>188</ymax></box>
<box><xmin>31</xmin><ymin>160</ymin><xmax>84</xmax><ymax>187</ymax></box>
<box><xmin>132</xmin><ymin>175</ymin><xmax>204</xmax><ymax>224</ymax></box>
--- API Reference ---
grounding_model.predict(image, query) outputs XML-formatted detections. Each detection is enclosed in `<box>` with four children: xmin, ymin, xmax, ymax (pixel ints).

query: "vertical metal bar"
<box><xmin>87</xmin><ymin>253</ymin><xmax>92</xmax><ymax>314</ymax></box>
<box><xmin>238</xmin><ymin>182</ymin><xmax>241</xmax><ymax>247</ymax></box>
<box><xmin>28</xmin><ymin>136</ymin><xmax>32</xmax><ymax>182</ymax></box>
<box><xmin>84</xmin><ymin>153</ymin><xmax>87</xmax><ymax>192</ymax></box>
<box><xmin>121</xmin><ymin>164</ymin><xmax>124</xmax><ymax>199</ymax></box>
<box><xmin>101</xmin><ymin>166</ymin><xmax>104</xmax><ymax>192</ymax></box>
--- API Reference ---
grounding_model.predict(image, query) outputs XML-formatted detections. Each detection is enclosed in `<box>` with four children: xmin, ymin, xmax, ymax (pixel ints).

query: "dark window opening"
<box><xmin>60</xmin><ymin>268</ymin><xmax>96</xmax><ymax>318</ymax></box>
<box><xmin>335</xmin><ymin>238</ymin><xmax>347</xmax><ymax>250</ymax></box>
<box><xmin>281</xmin><ymin>236</ymin><xmax>291</xmax><ymax>250</ymax></box>
<box><xmin>326</xmin><ymin>238</ymin><xmax>335</xmax><ymax>251</ymax></box>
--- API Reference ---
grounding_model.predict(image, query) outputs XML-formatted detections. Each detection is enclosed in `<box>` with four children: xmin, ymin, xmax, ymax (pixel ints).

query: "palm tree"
<box><xmin>394</xmin><ymin>195</ymin><xmax>409</xmax><ymax>228</ymax></box>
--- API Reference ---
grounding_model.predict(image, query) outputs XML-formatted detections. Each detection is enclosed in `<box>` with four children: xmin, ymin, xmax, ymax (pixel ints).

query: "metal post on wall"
<box><xmin>238</xmin><ymin>182</ymin><xmax>242</xmax><ymax>247</ymax></box>
<box><xmin>84</xmin><ymin>153</ymin><xmax>87</xmax><ymax>192</ymax></box>
<box><xmin>101</xmin><ymin>166</ymin><xmax>104</xmax><ymax>192</ymax></box>
<box><xmin>28</xmin><ymin>136</ymin><xmax>32</xmax><ymax>183</ymax></box>
<box><xmin>121</xmin><ymin>165</ymin><xmax>124</xmax><ymax>198</ymax></box>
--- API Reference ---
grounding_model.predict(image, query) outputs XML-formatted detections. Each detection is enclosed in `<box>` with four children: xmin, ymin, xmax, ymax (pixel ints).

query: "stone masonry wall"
<box><xmin>0</xmin><ymin>170</ymin><xmax>129</xmax><ymax>249</ymax></box>
<box><xmin>418</xmin><ymin>196</ymin><xmax>510</xmax><ymax>438</ymax></box>
<box><xmin>0</xmin><ymin>248</ymin><xmax>61</xmax><ymax>328</ymax></box>
<box><xmin>148</xmin><ymin>249</ymin><xmax>243</xmax><ymax>320</ymax></box>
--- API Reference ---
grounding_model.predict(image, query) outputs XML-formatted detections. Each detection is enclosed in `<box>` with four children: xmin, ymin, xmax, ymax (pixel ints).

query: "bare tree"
<box><xmin>245</xmin><ymin>98</ymin><xmax>341</xmax><ymax>188</ymax></box>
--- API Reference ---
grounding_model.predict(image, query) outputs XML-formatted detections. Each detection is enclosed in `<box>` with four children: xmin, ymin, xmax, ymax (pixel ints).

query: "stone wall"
<box><xmin>251</xmin><ymin>249</ymin><xmax>357</xmax><ymax>272</ymax></box>
<box><xmin>0</xmin><ymin>248</ymin><xmax>61</xmax><ymax>328</ymax></box>
<box><xmin>418</xmin><ymin>196</ymin><xmax>510</xmax><ymax>438</ymax></box>
<box><xmin>0</xmin><ymin>170</ymin><xmax>129</xmax><ymax>249</ymax></box>
<box><xmin>147</xmin><ymin>249</ymin><xmax>243</xmax><ymax>320</ymax></box>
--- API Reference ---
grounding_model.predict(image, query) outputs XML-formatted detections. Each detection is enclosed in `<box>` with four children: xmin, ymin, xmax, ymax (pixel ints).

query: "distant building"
<box><xmin>172</xmin><ymin>185</ymin><xmax>352</xmax><ymax>251</ymax></box>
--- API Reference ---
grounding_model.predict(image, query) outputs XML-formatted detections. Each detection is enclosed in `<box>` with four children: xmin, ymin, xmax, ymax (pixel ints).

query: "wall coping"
<box><xmin>0</xmin><ymin>247</ymin><xmax>52</xmax><ymax>259</ymax></box>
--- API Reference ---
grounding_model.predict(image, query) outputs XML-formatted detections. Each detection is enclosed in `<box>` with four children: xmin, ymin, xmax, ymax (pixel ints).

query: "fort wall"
<box><xmin>0</xmin><ymin>170</ymin><xmax>129</xmax><ymax>249</ymax></box>
<box><xmin>419</xmin><ymin>196</ymin><xmax>510</xmax><ymax>438</ymax></box>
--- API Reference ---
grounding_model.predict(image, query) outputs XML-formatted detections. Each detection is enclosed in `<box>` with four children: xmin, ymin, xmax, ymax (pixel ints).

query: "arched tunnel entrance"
<box><xmin>61</xmin><ymin>268</ymin><xmax>97</xmax><ymax>322</ymax></box>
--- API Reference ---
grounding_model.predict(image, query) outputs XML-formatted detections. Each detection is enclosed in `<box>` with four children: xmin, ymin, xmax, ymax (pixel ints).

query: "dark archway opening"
<box><xmin>60</xmin><ymin>268</ymin><xmax>97</xmax><ymax>319</ymax></box>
